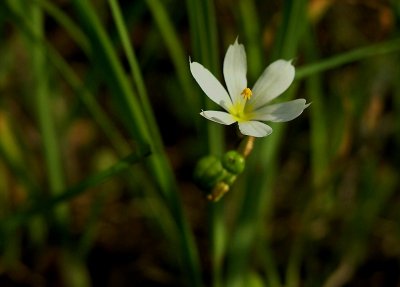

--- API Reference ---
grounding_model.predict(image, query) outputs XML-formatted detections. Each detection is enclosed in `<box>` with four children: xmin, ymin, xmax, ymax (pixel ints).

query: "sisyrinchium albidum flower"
<box><xmin>190</xmin><ymin>38</ymin><xmax>310</xmax><ymax>137</ymax></box>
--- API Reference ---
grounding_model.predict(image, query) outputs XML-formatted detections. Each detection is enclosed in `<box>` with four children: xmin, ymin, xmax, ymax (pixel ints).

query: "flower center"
<box><xmin>229</xmin><ymin>102</ymin><xmax>250</xmax><ymax>122</ymax></box>
<box><xmin>228</xmin><ymin>88</ymin><xmax>254</xmax><ymax>122</ymax></box>
<box><xmin>241</xmin><ymin>88</ymin><xmax>252</xmax><ymax>100</ymax></box>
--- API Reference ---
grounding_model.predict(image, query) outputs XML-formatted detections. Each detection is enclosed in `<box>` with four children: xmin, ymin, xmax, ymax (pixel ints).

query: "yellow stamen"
<box><xmin>241</xmin><ymin>87</ymin><xmax>252</xmax><ymax>100</ymax></box>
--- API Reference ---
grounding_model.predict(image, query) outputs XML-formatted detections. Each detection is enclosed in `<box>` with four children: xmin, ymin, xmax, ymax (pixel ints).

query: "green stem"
<box><xmin>31</xmin><ymin>3</ymin><xmax>67</xmax><ymax>222</ymax></box>
<box><xmin>186</xmin><ymin>0</ymin><xmax>223</xmax><ymax>153</ymax></box>
<box><xmin>303</xmin><ymin>27</ymin><xmax>329</xmax><ymax>189</ymax></box>
<box><xmin>258</xmin><ymin>240</ymin><xmax>282</xmax><ymax>287</ymax></box>
<box><xmin>238</xmin><ymin>0</ymin><xmax>263</xmax><ymax>81</ymax></box>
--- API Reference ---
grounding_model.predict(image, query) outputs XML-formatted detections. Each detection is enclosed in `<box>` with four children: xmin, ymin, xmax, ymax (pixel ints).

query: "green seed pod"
<box><xmin>194</xmin><ymin>151</ymin><xmax>246</xmax><ymax>201</ymax></box>
<box><xmin>193</xmin><ymin>155</ymin><xmax>226</xmax><ymax>190</ymax></box>
<box><xmin>222</xmin><ymin>150</ymin><xmax>245</xmax><ymax>175</ymax></box>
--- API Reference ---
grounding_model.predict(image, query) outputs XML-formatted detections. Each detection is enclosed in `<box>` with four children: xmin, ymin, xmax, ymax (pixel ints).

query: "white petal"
<box><xmin>223</xmin><ymin>38</ymin><xmax>247</xmax><ymax>104</ymax></box>
<box><xmin>238</xmin><ymin>121</ymin><xmax>273</xmax><ymax>137</ymax></box>
<box><xmin>250</xmin><ymin>59</ymin><xmax>295</xmax><ymax>109</ymax></box>
<box><xmin>200</xmin><ymin>110</ymin><xmax>237</xmax><ymax>125</ymax></box>
<box><xmin>252</xmin><ymin>99</ymin><xmax>310</xmax><ymax>122</ymax></box>
<box><xmin>190</xmin><ymin>60</ymin><xmax>232</xmax><ymax>110</ymax></box>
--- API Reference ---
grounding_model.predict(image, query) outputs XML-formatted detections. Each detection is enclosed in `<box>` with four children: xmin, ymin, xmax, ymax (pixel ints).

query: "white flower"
<box><xmin>189</xmin><ymin>38</ymin><xmax>310</xmax><ymax>137</ymax></box>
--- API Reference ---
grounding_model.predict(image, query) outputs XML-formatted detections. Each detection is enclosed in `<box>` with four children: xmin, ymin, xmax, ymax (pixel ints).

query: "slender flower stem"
<box><xmin>238</xmin><ymin>136</ymin><xmax>255</xmax><ymax>158</ymax></box>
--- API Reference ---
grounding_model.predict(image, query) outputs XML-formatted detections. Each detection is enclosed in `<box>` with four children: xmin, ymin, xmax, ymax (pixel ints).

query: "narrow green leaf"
<box><xmin>34</xmin><ymin>0</ymin><xmax>90</xmax><ymax>53</ymax></box>
<box><xmin>70</xmin><ymin>2</ymin><xmax>203</xmax><ymax>286</ymax></box>
<box><xmin>2</xmin><ymin>145</ymin><xmax>151</xmax><ymax>229</ymax></box>
<box><xmin>296</xmin><ymin>38</ymin><xmax>400</xmax><ymax>80</ymax></box>
<box><xmin>28</xmin><ymin>2</ymin><xmax>69</xmax><ymax>228</ymax></box>
<box><xmin>146</xmin><ymin>0</ymin><xmax>200</xmax><ymax>120</ymax></box>
<box><xmin>71</xmin><ymin>0</ymin><xmax>150</xmax><ymax>145</ymax></box>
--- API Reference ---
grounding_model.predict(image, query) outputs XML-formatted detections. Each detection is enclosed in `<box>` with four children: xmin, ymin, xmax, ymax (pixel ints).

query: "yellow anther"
<box><xmin>241</xmin><ymin>88</ymin><xmax>252</xmax><ymax>100</ymax></box>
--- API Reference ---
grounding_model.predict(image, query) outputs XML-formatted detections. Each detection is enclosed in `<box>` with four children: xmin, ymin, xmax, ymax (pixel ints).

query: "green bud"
<box><xmin>193</xmin><ymin>155</ymin><xmax>226</xmax><ymax>190</ymax></box>
<box><xmin>194</xmin><ymin>151</ymin><xmax>246</xmax><ymax>201</ymax></box>
<box><xmin>222</xmin><ymin>150</ymin><xmax>245</xmax><ymax>174</ymax></box>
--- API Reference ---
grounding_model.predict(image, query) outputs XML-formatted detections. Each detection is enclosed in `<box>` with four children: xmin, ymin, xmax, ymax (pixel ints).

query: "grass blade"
<box><xmin>29</xmin><ymin>2</ymin><xmax>68</xmax><ymax>226</ymax></box>
<box><xmin>146</xmin><ymin>0</ymin><xmax>200</xmax><ymax>121</ymax></box>
<box><xmin>296</xmin><ymin>38</ymin><xmax>400</xmax><ymax>80</ymax></box>
<box><xmin>1</xmin><ymin>145</ymin><xmax>151</xmax><ymax>230</ymax></box>
<box><xmin>70</xmin><ymin>1</ymin><xmax>203</xmax><ymax>285</ymax></box>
